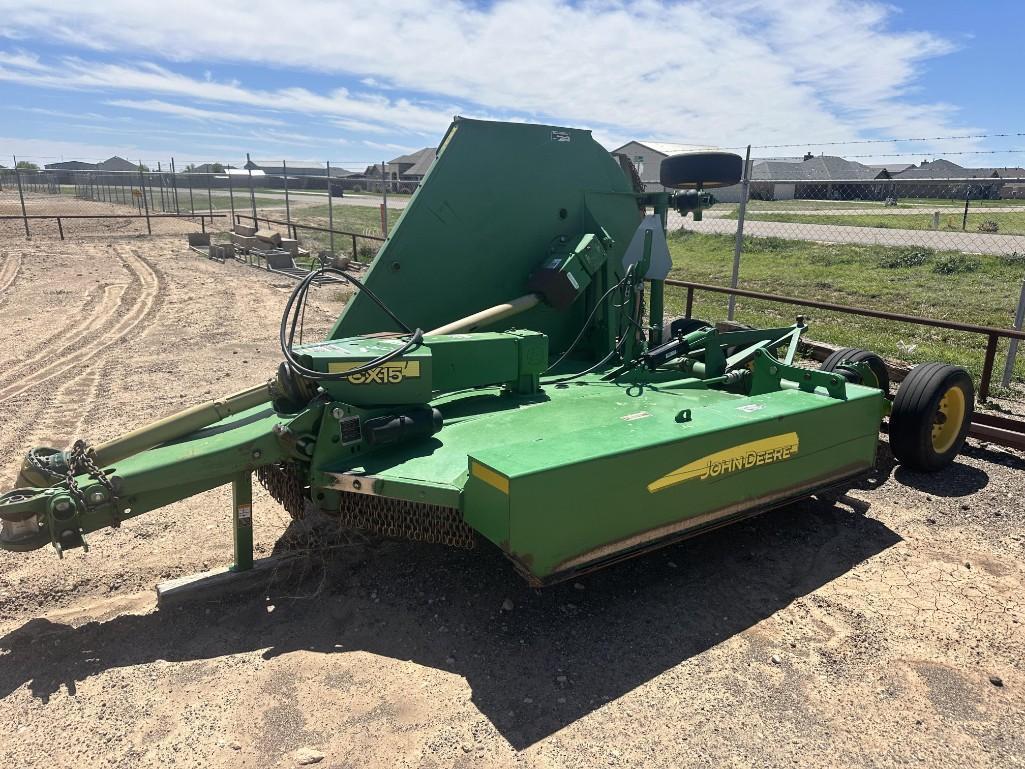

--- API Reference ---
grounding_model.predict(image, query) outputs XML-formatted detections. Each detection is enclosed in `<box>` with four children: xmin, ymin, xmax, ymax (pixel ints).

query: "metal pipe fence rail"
<box><xmin>0</xmin><ymin>164</ymin><xmax>397</xmax><ymax>260</ymax></box>
<box><xmin>0</xmin><ymin>212</ymin><xmax>225</xmax><ymax>239</ymax></box>
<box><xmin>666</xmin><ymin>277</ymin><xmax>1025</xmax><ymax>450</ymax></box>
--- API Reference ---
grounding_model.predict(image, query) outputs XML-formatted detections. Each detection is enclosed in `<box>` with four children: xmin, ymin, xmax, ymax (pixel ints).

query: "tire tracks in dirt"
<box><xmin>0</xmin><ymin>246</ymin><xmax>163</xmax><ymax>405</ymax></box>
<box><xmin>0</xmin><ymin>251</ymin><xmax>21</xmax><ymax>299</ymax></box>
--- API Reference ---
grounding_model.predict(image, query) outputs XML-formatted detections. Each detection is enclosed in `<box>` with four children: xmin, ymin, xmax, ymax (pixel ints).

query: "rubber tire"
<box><xmin>820</xmin><ymin>347</ymin><xmax>890</xmax><ymax>394</ymax></box>
<box><xmin>889</xmin><ymin>363</ymin><xmax>974</xmax><ymax>471</ymax></box>
<box><xmin>659</xmin><ymin>151</ymin><xmax>743</xmax><ymax>189</ymax></box>
<box><xmin>662</xmin><ymin>317</ymin><xmax>711</xmax><ymax>339</ymax></box>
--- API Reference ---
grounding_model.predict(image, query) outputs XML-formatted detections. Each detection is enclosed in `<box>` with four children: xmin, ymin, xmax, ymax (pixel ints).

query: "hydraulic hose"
<box><xmin>279</xmin><ymin>266</ymin><xmax>423</xmax><ymax>381</ymax></box>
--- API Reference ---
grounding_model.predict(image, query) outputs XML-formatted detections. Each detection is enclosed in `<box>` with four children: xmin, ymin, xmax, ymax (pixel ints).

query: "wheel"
<box><xmin>662</xmin><ymin>317</ymin><xmax>711</xmax><ymax>339</ymax></box>
<box><xmin>889</xmin><ymin>363</ymin><xmax>974</xmax><ymax>471</ymax></box>
<box><xmin>659</xmin><ymin>151</ymin><xmax>743</xmax><ymax>189</ymax></box>
<box><xmin>820</xmin><ymin>347</ymin><xmax>890</xmax><ymax>394</ymax></box>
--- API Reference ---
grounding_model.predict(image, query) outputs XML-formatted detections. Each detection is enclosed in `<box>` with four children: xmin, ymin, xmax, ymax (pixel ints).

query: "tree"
<box><xmin>211</xmin><ymin>163</ymin><xmax>225</xmax><ymax>173</ymax></box>
<box><xmin>15</xmin><ymin>161</ymin><xmax>39</xmax><ymax>171</ymax></box>
<box><xmin>137</xmin><ymin>163</ymin><xmax>150</xmax><ymax>172</ymax></box>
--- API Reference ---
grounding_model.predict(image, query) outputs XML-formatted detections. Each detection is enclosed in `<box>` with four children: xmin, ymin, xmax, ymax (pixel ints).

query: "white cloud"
<box><xmin>0</xmin><ymin>0</ymin><xmax>982</xmax><ymax>158</ymax></box>
<box><xmin>105</xmin><ymin>98</ymin><xmax>286</xmax><ymax>125</ymax></box>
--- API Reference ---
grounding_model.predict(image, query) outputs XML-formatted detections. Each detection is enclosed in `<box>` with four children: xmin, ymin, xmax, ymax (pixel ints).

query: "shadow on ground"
<box><xmin>0</xmin><ymin>495</ymin><xmax>900</xmax><ymax>749</ymax></box>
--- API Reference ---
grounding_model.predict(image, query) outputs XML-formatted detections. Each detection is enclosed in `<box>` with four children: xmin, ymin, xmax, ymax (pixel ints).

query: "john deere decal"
<box><xmin>648</xmin><ymin>432</ymin><xmax>799</xmax><ymax>493</ymax></box>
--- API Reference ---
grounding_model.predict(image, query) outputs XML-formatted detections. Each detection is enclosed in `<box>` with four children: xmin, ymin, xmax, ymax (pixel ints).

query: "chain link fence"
<box><xmin>2</xmin><ymin>148</ymin><xmax>1023</xmax><ymax>403</ymax></box>
<box><xmin>662</xmin><ymin>166</ymin><xmax>1025</xmax><ymax>405</ymax></box>
<box><xmin>0</xmin><ymin>163</ymin><xmax>399</xmax><ymax>263</ymax></box>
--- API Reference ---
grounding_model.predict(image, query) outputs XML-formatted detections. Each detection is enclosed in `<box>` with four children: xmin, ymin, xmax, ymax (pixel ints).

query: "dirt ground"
<box><xmin>0</xmin><ymin>232</ymin><xmax>1023</xmax><ymax>769</ymax></box>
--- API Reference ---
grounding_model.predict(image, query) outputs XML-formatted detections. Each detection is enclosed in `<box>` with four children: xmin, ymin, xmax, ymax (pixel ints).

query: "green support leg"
<box><xmin>231</xmin><ymin>471</ymin><xmax>254</xmax><ymax>572</ymax></box>
<box><xmin>649</xmin><ymin>279</ymin><xmax>664</xmax><ymax>347</ymax></box>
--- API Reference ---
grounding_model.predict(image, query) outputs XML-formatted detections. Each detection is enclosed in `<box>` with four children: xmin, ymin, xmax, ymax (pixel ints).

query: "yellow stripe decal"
<box><xmin>648</xmin><ymin>432</ymin><xmax>800</xmax><ymax>493</ymax></box>
<box><xmin>471</xmin><ymin>461</ymin><xmax>510</xmax><ymax>495</ymax></box>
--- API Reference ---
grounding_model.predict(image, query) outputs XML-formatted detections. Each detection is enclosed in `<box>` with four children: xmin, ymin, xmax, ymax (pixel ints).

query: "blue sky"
<box><xmin>1</xmin><ymin>0</ymin><xmax>1023</xmax><ymax>170</ymax></box>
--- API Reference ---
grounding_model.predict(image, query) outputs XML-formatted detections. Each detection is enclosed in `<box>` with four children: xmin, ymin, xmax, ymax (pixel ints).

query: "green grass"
<box><xmin>738</xmin><ymin>210</ymin><xmax>1025</xmax><ymax>235</ymax></box>
<box><xmin>663</xmin><ymin>232</ymin><xmax>1025</xmax><ymax>388</ymax></box>
<box><xmin>742</xmin><ymin>199</ymin><xmax>893</xmax><ymax>211</ymax></box>
<box><xmin>243</xmin><ymin>202</ymin><xmax>399</xmax><ymax>262</ymax></box>
<box><xmin>897</xmin><ymin>197</ymin><xmax>1024</xmax><ymax>209</ymax></box>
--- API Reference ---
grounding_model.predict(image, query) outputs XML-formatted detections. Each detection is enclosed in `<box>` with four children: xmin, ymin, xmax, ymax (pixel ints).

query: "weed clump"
<box><xmin>877</xmin><ymin>248</ymin><xmax>933</xmax><ymax>269</ymax></box>
<box><xmin>932</xmin><ymin>253</ymin><xmax>981</xmax><ymax>274</ymax></box>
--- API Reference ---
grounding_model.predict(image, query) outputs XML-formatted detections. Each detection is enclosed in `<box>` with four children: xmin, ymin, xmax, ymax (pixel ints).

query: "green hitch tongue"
<box><xmin>15</xmin><ymin>375</ymin><xmax>294</xmax><ymax>489</ymax></box>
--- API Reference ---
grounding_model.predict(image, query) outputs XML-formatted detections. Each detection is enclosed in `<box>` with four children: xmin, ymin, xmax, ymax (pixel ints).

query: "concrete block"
<box><xmin>279</xmin><ymin>238</ymin><xmax>299</xmax><ymax>256</ymax></box>
<box><xmin>231</xmin><ymin>233</ymin><xmax>259</xmax><ymax>250</ymax></box>
<box><xmin>265</xmin><ymin>250</ymin><xmax>296</xmax><ymax>270</ymax></box>
<box><xmin>255</xmin><ymin>228</ymin><xmax>282</xmax><ymax>246</ymax></box>
<box><xmin>233</xmin><ymin>224</ymin><xmax>258</xmax><ymax>237</ymax></box>
<box><xmin>188</xmin><ymin>232</ymin><xmax>211</xmax><ymax>246</ymax></box>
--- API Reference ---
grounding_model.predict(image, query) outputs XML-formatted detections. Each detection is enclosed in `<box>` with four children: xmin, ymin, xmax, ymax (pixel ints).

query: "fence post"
<box><xmin>727</xmin><ymin>145</ymin><xmax>752</xmax><ymax>321</ymax></box>
<box><xmin>156</xmin><ymin>162</ymin><xmax>165</xmax><ymax>212</ymax></box>
<box><xmin>138</xmin><ymin>161</ymin><xmax>152</xmax><ymax>235</ymax></box>
<box><xmin>381</xmin><ymin>159</ymin><xmax>389</xmax><ymax>234</ymax></box>
<box><xmin>326</xmin><ymin>160</ymin><xmax>335</xmax><ymax>257</ymax></box>
<box><xmin>186</xmin><ymin>168</ymin><xmax>194</xmax><ymax>215</ymax></box>
<box><xmin>282</xmin><ymin>159</ymin><xmax>292</xmax><ymax>240</ymax></box>
<box><xmin>12</xmin><ymin>156</ymin><xmax>30</xmax><ymax>239</ymax></box>
<box><xmin>962</xmin><ymin>187</ymin><xmax>970</xmax><ymax>231</ymax></box>
<box><xmin>227</xmin><ymin>170</ymin><xmax>236</xmax><ymax>229</ymax></box>
<box><xmin>206</xmin><ymin>171</ymin><xmax>213</xmax><ymax>216</ymax></box>
<box><xmin>979</xmin><ymin>333</ymin><xmax>998</xmax><ymax>402</ymax></box>
<box><xmin>170</xmin><ymin>157</ymin><xmax>180</xmax><ymax>214</ymax></box>
<box><xmin>1001</xmin><ymin>280</ymin><xmax>1025</xmax><ymax>389</ymax></box>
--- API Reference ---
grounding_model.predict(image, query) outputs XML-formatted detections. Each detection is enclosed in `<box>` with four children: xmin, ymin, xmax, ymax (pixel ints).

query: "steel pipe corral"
<box><xmin>668</xmin><ymin>278</ymin><xmax>1025</xmax><ymax>450</ymax></box>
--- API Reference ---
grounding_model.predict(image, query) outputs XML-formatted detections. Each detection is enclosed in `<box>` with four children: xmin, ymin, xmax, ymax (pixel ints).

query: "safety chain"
<box><xmin>65</xmin><ymin>440</ymin><xmax>121</xmax><ymax>526</ymax></box>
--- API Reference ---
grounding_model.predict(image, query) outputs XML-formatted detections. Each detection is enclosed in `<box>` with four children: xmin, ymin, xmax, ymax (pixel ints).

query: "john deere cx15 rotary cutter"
<box><xmin>0</xmin><ymin>118</ymin><xmax>975</xmax><ymax>585</ymax></box>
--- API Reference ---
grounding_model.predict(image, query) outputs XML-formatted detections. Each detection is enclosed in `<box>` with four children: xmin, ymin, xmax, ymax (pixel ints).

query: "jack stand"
<box><xmin>231</xmin><ymin>471</ymin><xmax>253</xmax><ymax>572</ymax></box>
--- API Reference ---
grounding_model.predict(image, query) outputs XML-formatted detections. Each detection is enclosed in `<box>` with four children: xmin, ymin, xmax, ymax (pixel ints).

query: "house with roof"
<box><xmin>609</xmin><ymin>140</ymin><xmax>715</xmax><ymax>193</ymax></box>
<box><xmin>890</xmin><ymin>160</ymin><xmax>1025</xmax><ymax>199</ymax></box>
<box><xmin>748</xmin><ymin>155</ymin><xmax>883</xmax><ymax>200</ymax></box>
<box><xmin>356</xmin><ymin>148</ymin><xmax>437</xmax><ymax>193</ymax></box>
<box><xmin>44</xmin><ymin>160</ymin><xmax>99</xmax><ymax>172</ymax></box>
<box><xmin>97</xmin><ymin>156</ymin><xmax>138</xmax><ymax>172</ymax></box>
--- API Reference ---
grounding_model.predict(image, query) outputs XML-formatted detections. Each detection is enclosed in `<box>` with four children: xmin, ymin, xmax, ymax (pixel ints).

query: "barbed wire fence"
<box><xmin>657</xmin><ymin>150</ymin><xmax>1025</xmax><ymax>404</ymax></box>
<box><xmin>2</xmin><ymin>141</ymin><xmax>1024</xmax><ymax>401</ymax></box>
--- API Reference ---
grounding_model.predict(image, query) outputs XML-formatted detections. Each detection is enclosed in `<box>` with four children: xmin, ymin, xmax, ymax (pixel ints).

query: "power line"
<box><xmin>727</xmin><ymin>132</ymin><xmax>1025</xmax><ymax>150</ymax></box>
<box><xmin>841</xmin><ymin>148</ymin><xmax>1025</xmax><ymax>159</ymax></box>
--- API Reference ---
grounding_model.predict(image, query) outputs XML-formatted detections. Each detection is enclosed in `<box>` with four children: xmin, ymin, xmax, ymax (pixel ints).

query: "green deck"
<box><xmin>317</xmin><ymin>373</ymin><xmax>883</xmax><ymax>581</ymax></box>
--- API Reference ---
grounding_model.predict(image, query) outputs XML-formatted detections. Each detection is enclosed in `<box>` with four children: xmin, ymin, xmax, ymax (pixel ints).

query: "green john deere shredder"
<box><xmin>0</xmin><ymin>118</ymin><xmax>975</xmax><ymax>585</ymax></box>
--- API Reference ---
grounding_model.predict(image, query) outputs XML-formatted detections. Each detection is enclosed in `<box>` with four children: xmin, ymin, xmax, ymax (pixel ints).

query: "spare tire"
<box><xmin>660</xmin><ymin>152</ymin><xmax>743</xmax><ymax>189</ymax></box>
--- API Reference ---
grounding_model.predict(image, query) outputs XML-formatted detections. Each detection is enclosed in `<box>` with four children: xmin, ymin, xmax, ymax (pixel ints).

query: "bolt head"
<box><xmin>88</xmin><ymin>489</ymin><xmax>107</xmax><ymax>505</ymax></box>
<box><xmin>54</xmin><ymin>499</ymin><xmax>72</xmax><ymax>513</ymax></box>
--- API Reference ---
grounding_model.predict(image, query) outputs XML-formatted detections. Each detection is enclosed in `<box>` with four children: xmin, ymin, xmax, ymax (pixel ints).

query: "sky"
<box><xmin>1</xmin><ymin>0</ymin><xmax>1023</xmax><ymax>170</ymax></box>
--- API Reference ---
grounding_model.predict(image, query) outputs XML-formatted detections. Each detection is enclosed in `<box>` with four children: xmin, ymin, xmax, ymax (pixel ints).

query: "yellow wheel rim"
<box><xmin>932</xmin><ymin>385</ymin><xmax>966</xmax><ymax>454</ymax></box>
